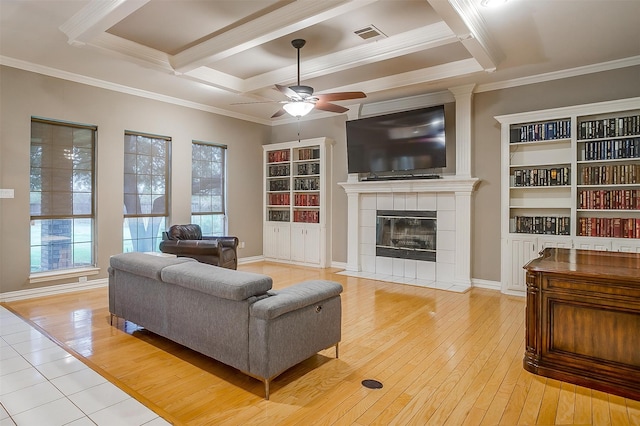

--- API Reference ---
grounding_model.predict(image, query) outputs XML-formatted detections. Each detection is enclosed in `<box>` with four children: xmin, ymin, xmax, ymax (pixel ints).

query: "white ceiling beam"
<box><xmin>59</xmin><ymin>0</ymin><xmax>150</xmax><ymax>46</ymax></box>
<box><xmin>87</xmin><ymin>32</ymin><xmax>173</xmax><ymax>73</ymax></box>
<box><xmin>326</xmin><ymin>58</ymin><xmax>484</xmax><ymax>94</ymax></box>
<box><xmin>427</xmin><ymin>0</ymin><xmax>503</xmax><ymax>71</ymax></box>
<box><xmin>182</xmin><ymin>67</ymin><xmax>246</xmax><ymax>94</ymax></box>
<box><xmin>243</xmin><ymin>22</ymin><xmax>459</xmax><ymax>92</ymax></box>
<box><xmin>170</xmin><ymin>0</ymin><xmax>377</xmax><ymax>74</ymax></box>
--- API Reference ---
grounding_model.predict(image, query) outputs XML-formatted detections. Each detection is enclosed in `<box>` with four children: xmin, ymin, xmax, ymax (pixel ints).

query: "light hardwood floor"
<box><xmin>4</xmin><ymin>261</ymin><xmax>640</xmax><ymax>425</ymax></box>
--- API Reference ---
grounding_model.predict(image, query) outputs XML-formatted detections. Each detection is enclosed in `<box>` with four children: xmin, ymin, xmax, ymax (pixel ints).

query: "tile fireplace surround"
<box><xmin>338</xmin><ymin>175</ymin><xmax>479</xmax><ymax>292</ymax></box>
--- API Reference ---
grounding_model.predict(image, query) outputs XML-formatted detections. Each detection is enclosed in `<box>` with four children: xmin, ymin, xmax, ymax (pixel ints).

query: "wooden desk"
<box><xmin>523</xmin><ymin>248</ymin><xmax>640</xmax><ymax>400</ymax></box>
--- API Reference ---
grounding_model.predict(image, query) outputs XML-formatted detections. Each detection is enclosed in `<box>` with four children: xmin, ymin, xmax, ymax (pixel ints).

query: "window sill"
<box><xmin>29</xmin><ymin>267</ymin><xmax>100</xmax><ymax>284</ymax></box>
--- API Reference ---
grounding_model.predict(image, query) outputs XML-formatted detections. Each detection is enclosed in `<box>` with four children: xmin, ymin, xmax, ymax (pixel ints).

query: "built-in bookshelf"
<box><xmin>497</xmin><ymin>97</ymin><xmax>640</xmax><ymax>294</ymax></box>
<box><xmin>263</xmin><ymin>138</ymin><xmax>333</xmax><ymax>267</ymax></box>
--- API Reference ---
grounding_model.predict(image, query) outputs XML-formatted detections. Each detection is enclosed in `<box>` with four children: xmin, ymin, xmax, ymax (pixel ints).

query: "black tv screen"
<box><xmin>346</xmin><ymin>106</ymin><xmax>446</xmax><ymax>174</ymax></box>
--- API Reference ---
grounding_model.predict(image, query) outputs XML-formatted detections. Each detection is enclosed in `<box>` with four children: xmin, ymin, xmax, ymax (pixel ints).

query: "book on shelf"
<box><xmin>267</xmin><ymin>149</ymin><xmax>290</xmax><ymax>163</ymax></box>
<box><xmin>268</xmin><ymin>193</ymin><xmax>290</xmax><ymax>206</ymax></box>
<box><xmin>578</xmin><ymin>217</ymin><xmax>640</xmax><ymax>238</ymax></box>
<box><xmin>268</xmin><ymin>210</ymin><xmax>290</xmax><ymax>222</ymax></box>
<box><xmin>294</xmin><ymin>176</ymin><xmax>320</xmax><ymax>190</ymax></box>
<box><xmin>297</xmin><ymin>148</ymin><xmax>320</xmax><ymax>161</ymax></box>
<box><xmin>511</xmin><ymin>167</ymin><xmax>570</xmax><ymax>187</ymax></box>
<box><xmin>578</xmin><ymin>115</ymin><xmax>640</xmax><ymax>139</ymax></box>
<box><xmin>268</xmin><ymin>164</ymin><xmax>290</xmax><ymax>177</ymax></box>
<box><xmin>293</xmin><ymin>210</ymin><xmax>320</xmax><ymax>223</ymax></box>
<box><xmin>578</xmin><ymin>189</ymin><xmax>640</xmax><ymax>210</ymax></box>
<box><xmin>580</xmin><ymin>164</ymin><xmax>640</xmax><ymax>185</ymax></box>
<box><xmin>294</xmin><ymin>193</ymin><xmax>320</xmax><ymax>207</ymax></box>
<box><xmin>580</xmin><ymin>138</ymin><xmax>639</xmax><ymax>161</ymax></box>
<box><xmin>510</xmin><ymin>119</ymin><xmax>571</xmax><ymax>143</ymax></box>
<box><xmin>511</xmin><ymin>215</ymin><xmax>570</xmax><ymax>235</ymax></box>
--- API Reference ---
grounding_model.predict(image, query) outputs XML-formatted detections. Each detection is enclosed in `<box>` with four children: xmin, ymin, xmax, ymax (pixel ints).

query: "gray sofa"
<box><xmin>108</xmin><ymin>252</ymin><xmax>343</xmax><ymax>399</ymax></box>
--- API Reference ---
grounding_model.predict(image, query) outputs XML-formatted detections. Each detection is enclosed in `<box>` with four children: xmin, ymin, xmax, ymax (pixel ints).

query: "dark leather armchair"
<box><xmin>158</xmin><ymin>224</ymin><xmax>239</xmax><ymax>270</ymax></box>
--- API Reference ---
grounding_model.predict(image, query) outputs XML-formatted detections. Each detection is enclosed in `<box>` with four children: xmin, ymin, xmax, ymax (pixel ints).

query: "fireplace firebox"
<box><xmin>376</xmin><ymin>210</ymin><xmax>436</xmax><ymax>261</ymax></box>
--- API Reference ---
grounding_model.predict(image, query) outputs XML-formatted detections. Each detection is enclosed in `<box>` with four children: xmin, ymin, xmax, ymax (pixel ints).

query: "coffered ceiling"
<box><xmin>1</xmin><ymin>0</ymin><xmax>639</xmax><ymax>124</ymax></box>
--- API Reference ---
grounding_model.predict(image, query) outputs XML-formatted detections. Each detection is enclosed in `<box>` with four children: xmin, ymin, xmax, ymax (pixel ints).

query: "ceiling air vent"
<box><xmin>354</xmin><ymin>25</ymin><xmax>387</xmax><ymax>41</ymax></box>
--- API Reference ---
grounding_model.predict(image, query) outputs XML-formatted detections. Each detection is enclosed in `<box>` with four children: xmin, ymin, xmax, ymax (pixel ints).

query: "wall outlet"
<box><xmin>0</xmin><ymin>189</ymin><xmax>14</xmax><ymax>198</ymax></box>
<box><xmin>79</xmin><ymin>276</ymin><xmax>87</xmax><ymax>283</ymax></box>
<box><xmin>239</xmin><ymin>241</ymin><xmax>245</xmax><ymax>249</ymax></box>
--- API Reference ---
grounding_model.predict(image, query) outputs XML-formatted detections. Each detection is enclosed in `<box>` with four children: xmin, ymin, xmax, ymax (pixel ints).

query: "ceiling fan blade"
<box><xmin>315</xmin><ymin>92</ymin><xmax>366</xmax><ymax>102</ymax></box>
<box><xmin>314</xmin><ymin>101</ymin><xmax>349</xmax><ymax>114</ymax></box>
<box><xmin>271</xmin><ymin>108</ymin><xmax>287</xmax><ymax>118</ymax></box>
<box><xmin>275</xmin><ymin>84</ymin><xmax>302</xmax><ymax>100</ymax></box>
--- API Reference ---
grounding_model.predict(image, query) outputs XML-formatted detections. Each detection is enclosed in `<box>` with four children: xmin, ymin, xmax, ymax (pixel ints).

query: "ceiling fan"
<box><xmin>260</xmin><ymin>39</ymin><xmax>367</xmax><ymax>118</ymax></box>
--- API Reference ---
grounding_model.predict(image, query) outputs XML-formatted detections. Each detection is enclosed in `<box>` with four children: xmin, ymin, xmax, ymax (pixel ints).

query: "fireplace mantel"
<box><xmin>338</xmin><ymin>175</ymin><xmax>480</xmax><ymax>292</ymax></box>
<box><xmin>339</xmin><ymin>175</ymin><xmax>479</xmax><ymax>194</ymax></box>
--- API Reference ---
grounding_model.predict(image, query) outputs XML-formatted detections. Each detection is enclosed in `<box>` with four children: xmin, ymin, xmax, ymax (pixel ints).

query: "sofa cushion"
<box><xmin>109</xmin><ymin>252</ymin><xmax>195</xmax><ymax>280</ymax></box>
<box><xmin>161</xmin><ymin>262</ymin><xmax>272</xmax><ymax>301</ymax></box>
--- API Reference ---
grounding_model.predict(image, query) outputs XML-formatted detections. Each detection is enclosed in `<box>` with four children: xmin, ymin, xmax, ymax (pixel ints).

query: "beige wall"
<box><xmin>0</xmin><ymin>66</ymin><xmax>270</xmax><ymax>293</ymax></box>
<box><xmin>2</xmin><ymin>64</ymin><xmax>639</xmax><ymax>294</ymax></box>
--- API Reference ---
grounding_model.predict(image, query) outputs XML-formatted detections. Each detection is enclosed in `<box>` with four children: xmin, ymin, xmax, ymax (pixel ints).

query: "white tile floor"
<box><xmin>0</xmin><ymin>306</ymin><xmax>170</xmax><ymax>426</ymax></box>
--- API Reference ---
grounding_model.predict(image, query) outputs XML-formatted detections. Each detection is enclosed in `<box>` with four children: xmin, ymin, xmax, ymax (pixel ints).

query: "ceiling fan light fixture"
<box><xmin>283</xmin><ymin>101</ymin><xmax>314</xmax><ymax>117</ymax></box>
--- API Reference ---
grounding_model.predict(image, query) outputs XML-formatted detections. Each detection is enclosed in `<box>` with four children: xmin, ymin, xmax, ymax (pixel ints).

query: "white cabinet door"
<box><xmin>264</xmin><ymin>223</ymin><xmax>290</xmax><ymax>260</ymax></box>
<box><xmin>290</xmin><ymin>223</ymin><xmax>320</xmax><ymax>264</ymax></box>
<box><xmin>290</xmin><ymin>224</ymin><xmax>305</xmax><ymax>262</ymax></box>
<box><xmin>573</xmin><ymin>237</ymin><xmax>612</xmax><ymax>252</ymax></box>
<box><xmin>303</xmin><ymin>225</ymin><xmax>320</xmax><ymax>264</ymax></box>
<box><xmin>505</xmin><ymin>236</ymin><xmax>538</xmax><ymax>293</ymax></box>
<box><xmin>611</xmin><ymin>240</ymin><xmax>640</xmax><ymax>253</ymax></box>
<box><xmin>538</xmin><ymin>236</ymin><xmax>572</xmax><ymax>250</ymax></box>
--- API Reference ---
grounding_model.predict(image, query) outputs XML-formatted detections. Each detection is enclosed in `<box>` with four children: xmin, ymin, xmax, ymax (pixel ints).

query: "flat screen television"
<box><xmin>346</xmin><ymin>105</ymin><xmax>446</xmax><ymax>175</ymax></box>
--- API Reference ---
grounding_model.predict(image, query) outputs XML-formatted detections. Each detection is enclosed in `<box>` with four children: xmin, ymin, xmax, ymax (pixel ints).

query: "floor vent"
<box><xmin>354</xmin><ymin>25</ymin><xmax>387</xmax><ymax>41</ymax></box>
<box><xmin>362</xmin><ymin>379</ymin><xmax>383</xmax><ymax>389</ymax></box>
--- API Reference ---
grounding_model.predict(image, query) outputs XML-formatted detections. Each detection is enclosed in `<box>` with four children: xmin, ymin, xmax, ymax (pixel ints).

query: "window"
<box><xmin>191</xmin><ymin>141</ymin><xmax>226</xmax><ymax>235</ymax></box>
<box><xmin>123</xmin><ymin>132</ymin><xmax>170</xmax><ymax>252</ymax></box>
<box><xmin>30</xmin><ymin>118</ymin><xmax>96</xmax><ymax>273</ymax></box>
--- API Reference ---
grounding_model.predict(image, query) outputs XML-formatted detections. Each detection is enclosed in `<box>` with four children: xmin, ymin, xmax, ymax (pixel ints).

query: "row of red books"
<box><xmin>294</xmin><ymin>193</ymin><xmax>319</xmax><ymax>206</ymax></box>
<box><xmin>293</xmin><ymin>210</ymin><xmax>319</xmax><ymax>223</ymax></box>
<box><xmin>578</xmin><ymin>189</ymin><xmax>640</xmax><ymax>210</ymax></box>
<box><xmin>578</xmin><ymin>217</ymin><xmax>640</xmax><ymax>239</ymax></box>
<box><xmin>268</xmin><ymin>193</ymin><xmax>290</xmax><ymax>206</ymax></box>
<box><xmin>267</xmin><ymin>149</ymin><xmax>290</xmax><ymax>163</ymax></box>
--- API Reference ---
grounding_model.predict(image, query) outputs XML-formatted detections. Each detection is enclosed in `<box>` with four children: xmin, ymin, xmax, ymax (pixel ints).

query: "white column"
<box><xmin>453</xmin><ymin>190</ymin><xmax>473</xmax><ymax>289</ymax></box>
<box><xmin>448</xmin><ymin>84</ymin><xmax>475</xmax><ymax>178</ymax></box>
<box><xmin>343</xmin><ymin>175</ymin><xmax>362</xmax><ymax>271</ymax></box>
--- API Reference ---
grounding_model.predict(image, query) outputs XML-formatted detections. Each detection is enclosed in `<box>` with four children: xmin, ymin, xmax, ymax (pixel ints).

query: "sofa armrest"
<box><xmin>202</xmin><ymin>236</ymin><xmax>239</xmax><ymax>249</ymax></box>
<box><xmin>250</xmin><ymin>280</ymin><xmax>343</xmax><ymax>320</ymax></box>
<box><xmin>159</xmin><ymin>239</ymin><xmax>220</xmax><ymax>255</ymax></box>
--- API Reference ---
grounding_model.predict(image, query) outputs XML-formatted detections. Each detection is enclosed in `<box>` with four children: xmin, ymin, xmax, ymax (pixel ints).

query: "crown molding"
<box><xmin>2</xmin><ymin>53</ymin><xmax>638</xmax><ymax>127</ymax></box>
<box><xmin>476</xmin><ymin>55</ymin><xmax>640</xmax><ymax>93</ymax></box>
<box><xmin>0</xmin><ymin>56</ymin><xmax>271</xmax><ymax>126</ymax></box>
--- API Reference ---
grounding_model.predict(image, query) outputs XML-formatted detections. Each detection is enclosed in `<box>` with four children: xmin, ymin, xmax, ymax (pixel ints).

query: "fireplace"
<box><xmin>338</xmin><ymin>175</ymin><xmax>479</xmax><ymax>292</ymax></box>
<box><xmin>376</xmin><ymin>210</ymin><xmax>436</xmax><ymax>261</ymax></box>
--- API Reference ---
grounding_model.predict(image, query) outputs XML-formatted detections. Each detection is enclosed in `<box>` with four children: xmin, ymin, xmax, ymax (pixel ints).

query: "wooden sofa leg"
<box><xmin>264</xmin><ymin>379</ymin><xmax>270</xmax><ymax>400</ymax></box>
<box><xmin>336</xmin><ymin>342</ymin><xmax>339</xmax><ymax>359</ymax></box>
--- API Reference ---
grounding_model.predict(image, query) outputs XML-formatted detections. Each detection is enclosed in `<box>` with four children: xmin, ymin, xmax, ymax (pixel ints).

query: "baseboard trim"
<box><xmin>0</xmin><ymin>279</ymin><xmax>108</xmax><ymax>302</ymax></box>
<box><xmin>330</xmin><ymin>261</ymin><xmax>347</xmax><ymax>270</ymax></box>
<box><xmin>238</xmin><ymin>255</ymin><xmax>265</xmax><ymax>265</ymax></box>
<box><xmin>471</xmin><ymin>278</ymin><xmax>501</xmax><ymax>292</ymax></box>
